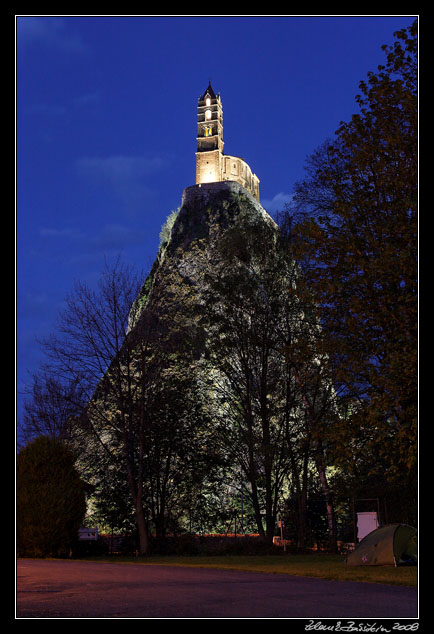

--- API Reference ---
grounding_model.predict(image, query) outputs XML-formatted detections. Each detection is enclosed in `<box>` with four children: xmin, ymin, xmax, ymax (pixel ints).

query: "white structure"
<box><xmin>78</xmin><ymin>527</ymin><xmax>98</xmax><ymax>540</ymax></box>
<box><xmin>356</xmin><ymin>512</ymin><xmax>379</xmax><ymax>542</ymax></box>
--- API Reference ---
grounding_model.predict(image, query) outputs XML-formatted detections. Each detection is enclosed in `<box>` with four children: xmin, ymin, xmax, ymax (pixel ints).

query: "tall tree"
<box><xmin>41</xmin><ymin>258</ymin><xmax>155</xmax><ymax>554</ymax></box>
<box><xmin>201</xmin><ymin>215</ymin><xmax>337</xmax><ymax>545</ymax></box>
<box><xmin>286</xmin><ymin>21</ymin><xmax>417</xmax><ymax>487</ymax></box>
<box><xmin>141</xmin><ymin>356</ymin><xmax>219</xmax><ymax>540</ymax></box>
<box><xmin>41</xmin><ymin>257</ymin><xmax>215</xmax><ymax>553</ymax></box>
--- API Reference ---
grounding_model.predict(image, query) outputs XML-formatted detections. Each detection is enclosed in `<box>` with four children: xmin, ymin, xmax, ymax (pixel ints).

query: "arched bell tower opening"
<box><xmin>195</xmin><ymin>82</ymin><xmax>260</xmax><ymax>201</ymax></box>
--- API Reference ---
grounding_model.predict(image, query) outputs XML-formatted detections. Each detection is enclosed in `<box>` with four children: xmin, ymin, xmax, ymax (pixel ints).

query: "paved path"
<box><xmin>16</xmin><ymin>559</ymin><xmax>418</xmax><ymax>619</ymax></box>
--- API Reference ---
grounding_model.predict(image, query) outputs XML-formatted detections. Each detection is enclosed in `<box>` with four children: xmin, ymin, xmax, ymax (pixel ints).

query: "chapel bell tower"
<box><xmin>196</xmin><ymin>82</ymin><xmax>224</xmax><ymax>184</ymax></box>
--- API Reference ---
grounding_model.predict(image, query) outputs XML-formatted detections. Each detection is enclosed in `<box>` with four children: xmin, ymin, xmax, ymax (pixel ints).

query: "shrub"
<box><xmin>159</xmin><ymin>208</ymin><xmax>180</xmax><ymax>247</ymax></box>
<box><xmin>17</xmin><ymin>436</ymin><xmax>87</xmax><ymax>557</ymax></box>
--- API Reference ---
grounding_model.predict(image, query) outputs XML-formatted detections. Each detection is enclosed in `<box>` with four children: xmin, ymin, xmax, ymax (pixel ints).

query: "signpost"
<box><xmin>78</xmin><ymin>527</ymin><xmax>98</xmax><ymax>541</ymax></box>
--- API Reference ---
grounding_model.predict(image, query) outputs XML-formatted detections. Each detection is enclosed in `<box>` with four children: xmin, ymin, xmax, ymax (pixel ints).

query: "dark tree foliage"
<box><xmin>286</xmin><ymin>21</ymin><xmax>417</xmax><ymax>489</ymax></box>
<box><xmin>17</xmin><ymin>436</ymin><xmax>87</xmax><ymax>557</ymax></box>
<box><xmin>19</xmin><ymin>372</ymin><xmax>86</xmax><ymax>446</ymax></box>
<box><xmin>84</xmin><ymin>452</ymin><xmax>137</xmax><ymax>536</ymax></box>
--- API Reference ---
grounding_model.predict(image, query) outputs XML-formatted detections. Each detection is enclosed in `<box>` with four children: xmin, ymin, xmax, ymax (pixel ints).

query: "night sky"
<box><xmin>16</xmin><ymin>15</ymin><xmax>416</xmax><ymax>429</ymax></box>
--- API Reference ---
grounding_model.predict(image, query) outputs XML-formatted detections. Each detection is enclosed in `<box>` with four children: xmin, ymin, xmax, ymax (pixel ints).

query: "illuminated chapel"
<box><xmin>195</xmin><ymin>82</ymin><xmax>260</xmax><ymax>202</ymax></box>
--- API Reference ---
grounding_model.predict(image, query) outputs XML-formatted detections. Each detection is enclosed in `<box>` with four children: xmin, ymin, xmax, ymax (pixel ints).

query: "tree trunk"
<box><xmin>135</xmin><ymin>498</ymin><xmax>149</xmax><ymax>555</ymax></box>
<box><xmin>250</xmin><ymin>479</ymin><xmax>266</xmax><ymax>539</ymax></box>
<box><xmin>298</xmin><ymin>450</ymin><xmax>309</xmax><ymax>550</ymax></box>
<box><xmin>125</xmin><ymin>444</ymin><xmax>149</xmax><ymax>556</ymax></box>
<box><xmin>315</xmin><ymin>446</ymin><xmax>337</xmax><ymax>552</ymax></box>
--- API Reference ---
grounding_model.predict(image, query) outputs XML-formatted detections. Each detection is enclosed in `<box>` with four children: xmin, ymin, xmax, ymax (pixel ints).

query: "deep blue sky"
<box><xmin>16</xmin><ymin>15</ymin><xmax>416</xmax><ymax>426</ymax></box>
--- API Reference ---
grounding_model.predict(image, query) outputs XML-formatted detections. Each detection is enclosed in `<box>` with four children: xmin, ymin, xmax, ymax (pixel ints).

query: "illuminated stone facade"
<box><xmin>195</xmin><ymin>82</ymin><xmax>260</xmax><ymax>202</ymax></box>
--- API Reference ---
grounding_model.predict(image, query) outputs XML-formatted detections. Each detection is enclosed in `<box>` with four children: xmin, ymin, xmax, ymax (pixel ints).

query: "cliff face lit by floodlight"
<box><xmin>129</xmin><ymin>181</ymin><xmax>275</xmax><ymax>334</ymax></box>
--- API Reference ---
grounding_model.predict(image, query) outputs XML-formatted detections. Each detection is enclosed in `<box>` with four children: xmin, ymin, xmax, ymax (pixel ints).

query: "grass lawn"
<box><xmin>75</xmin><ymin>553</ymin><xmax>417</xmax><ymax>587</ymax></box>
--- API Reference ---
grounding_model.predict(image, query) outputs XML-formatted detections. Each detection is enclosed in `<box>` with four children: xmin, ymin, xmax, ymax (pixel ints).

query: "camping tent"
<box><xmin>345</xmin><ymin>523</ymin><xmax>417</xmax><ymax>566</ymax></box>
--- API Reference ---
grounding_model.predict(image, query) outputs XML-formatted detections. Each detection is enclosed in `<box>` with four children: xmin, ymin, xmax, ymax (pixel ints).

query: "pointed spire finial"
<box><xmin>200</xmin><ymin>81</ymin><xmax>217</xmax><ymax>101</ymax></box>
